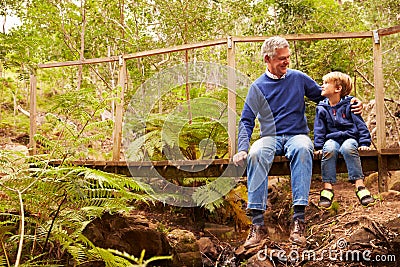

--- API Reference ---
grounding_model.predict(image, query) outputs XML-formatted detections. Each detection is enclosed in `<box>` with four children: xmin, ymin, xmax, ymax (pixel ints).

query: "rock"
<box><xmin>392</xmin><ymin>234</ymin><xmax>400</xmax><ymax>259</ymax></box>
<box><xmin>381</xmin><ymin>190</ymin><xmax>400</xmax><ymax>201</ymax></box>
<box><xmin>268</xmin><ymin>177</ymin><xmax>288</xmax><ymax>189</ymax></box>
<box><xmin>4</xmin><ymin>144</ymin><xmax>29</xmax><ymax>155</ymax></box>
<box><xmin>83</xmin><ymin>213</ymin><xmax>205</xmax><ymax>267</ymax></box>
<box><xmin>172</xmin><ymin>251</ymin><xmax>202</xmax><ymax>267</ymax></box>
<box><xmin>348</xmin><ymin>228</ymin><xmax>376</xmax><ymax>246</ymax></box>
<box><xmin>167</xmin><ymin>229</ymin><xmax>202</xmax><ymax>267</ymax></box>
<box><xmin>364</xmin><ymin>172</ymin><xmax>378</xmax><ymax>188</ymax></box>
<box><xmin>389</xmin><ymin>181</ymin><xmax>400</xmax><ymax>192</ymax></box>
<box><xmin>197</xmin><ymin>237</ymin><xmax>217</xmax><ymax>258</ymax></box>
<box><xmin>83</xmin><ymin>213</ymin><xmax>172</xmax><ymax>265</ymax></box>
<box><xmin>384</xmin><ymin>217</ymin><xmax>400</xmax><ymax>233</ymax></box>
<box><xmin>235</xmin><ymin>238</ymin><xmax>270</xmax><ymax>258</ymax></box>
<box><xmin>167</xmin><ymin>229</ymin><xmax>197</xmax><ymax>252</ymax></box>
<box><xmin>247</xmin><ymin>253</ymin><xmax>275</xmax><ymax>267</ymax></box>
<box><xmin>389</xmin><ymin>171</ymin><xmax>400</xmax><ymax>190</ymax></box>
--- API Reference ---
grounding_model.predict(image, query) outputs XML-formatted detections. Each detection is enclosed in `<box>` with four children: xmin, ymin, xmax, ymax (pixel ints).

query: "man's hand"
<box><xmin>233</xmin><ymin>151</ymin><xmax>248</xmax><ymax>167</ymax></box>
<box><xmin>359</xmin><ymin>146</ymin><xmax>370</xmax><ymax>151</ymax></box>
<box><xmin>350</xmin><ymin>97</ymin><xmax>363</xmax><ymax>114</ymax></box>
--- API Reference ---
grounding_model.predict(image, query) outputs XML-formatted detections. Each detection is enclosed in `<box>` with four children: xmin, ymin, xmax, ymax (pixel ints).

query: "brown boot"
<box><xmin>243</xmin><ymin>224</ymin><xmax>266</xmax><ymax>248</ymax></box>
<box><xmin>289</xmin><ymin>219</ymin><xmax>306</xmax><ymax>247</ymax></box>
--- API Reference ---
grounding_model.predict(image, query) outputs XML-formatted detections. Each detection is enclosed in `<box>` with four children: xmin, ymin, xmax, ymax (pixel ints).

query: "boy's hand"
<box><xmin>359</xmin><ymin>146</ymin><xmax>370</xmax><ymax>151</ymax></box>
<box><xmin>350</xmin><ymin>97</ymin><xmax>363</xmax><ymax>114</ymax></box>
<box><xmin>314</xmin><ymin>150</ymin><xmax>322</xmax><ymax>156</ymax></box>
<box><xmin>233</xmin><ymin>151</ymin><xmax>247</xmax><ymax>167</ymax></box>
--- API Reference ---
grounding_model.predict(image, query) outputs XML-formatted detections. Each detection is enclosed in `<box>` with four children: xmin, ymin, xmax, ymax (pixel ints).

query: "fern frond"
<box><xmin>0</xmin><ymin>256</ymin><xmax>8</xmax><ymax>267</ymax></box>
<box><xmin>91</xmin><ymin>247</ymin><xmax>132</xmax><ymax>267</ymax></box>
<box><xmin>124</xmin><ymin>130</ymin><xmax>161</xmax><ymax>161</ymax></box>
<box><xmin>33</xmin><ymin>133</ymin><xmax>60</xmax><ymax>153</ymax></box>
<box><xmin>84</xmin><ymin>119</ymin><xmax>113</xmax><ymax>131</ymax></box>
<box><xmin>0</xmin><ymin>152</ymin><xmax>156</xmax><ymax>266</ymax></box>
<box><xmin>192</xmin><ymin>177</ymin><xmax>236</xmax><ymax>209</ymax></box>
<box><xmin>107</xmin><ymin>248</ymin><xmax>172</xmax><ymax>267</ymax></box>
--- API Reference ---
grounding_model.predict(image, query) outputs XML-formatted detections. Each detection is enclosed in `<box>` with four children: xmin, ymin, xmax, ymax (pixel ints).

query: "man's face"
<box><xmin>265</xmin><ymin>47</ymin><xmax>290</xmax><ymax>78</ymax></box>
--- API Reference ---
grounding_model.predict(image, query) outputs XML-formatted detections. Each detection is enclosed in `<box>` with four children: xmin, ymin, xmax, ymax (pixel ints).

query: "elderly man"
<box><xmin>233</xmin><ymin>36</ymin><xmax>362</xmax><ymax>248</ymax></box>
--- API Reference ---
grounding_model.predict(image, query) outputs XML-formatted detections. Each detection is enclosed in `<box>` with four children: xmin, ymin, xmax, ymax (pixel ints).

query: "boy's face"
<box><xmin>265</xmin><ymin>47</ymin><xmax>290</xmax><ymax>78</ymax></box>
<box><xmin>321</xmin><ymin>79</ymin><xmax>341</xmax><ymax>97</ymax></box>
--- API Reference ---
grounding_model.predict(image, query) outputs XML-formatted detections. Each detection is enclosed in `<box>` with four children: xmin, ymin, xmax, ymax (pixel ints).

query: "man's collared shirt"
<box><xmin>265</xmin><ymin>68</ymin><xmax>286</xmax><ymax>79</ymax></box>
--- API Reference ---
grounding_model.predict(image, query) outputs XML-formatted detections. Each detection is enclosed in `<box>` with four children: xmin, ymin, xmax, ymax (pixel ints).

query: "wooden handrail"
<box><xmin>37</xmin><ymin>26</ymin><xmax>400</xmax><ymax>69</ymax></box>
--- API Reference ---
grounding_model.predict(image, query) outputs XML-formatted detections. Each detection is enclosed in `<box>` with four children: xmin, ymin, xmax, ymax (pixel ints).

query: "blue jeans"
<box><xmin>246</xmin><ymin>134</ymin><xmax>313</xmax><ymax>211</ymax></box>
<box><xmin>321</xmin><ymin>138</ymin><xmax>364</xmax><ymax>184</ymax></box>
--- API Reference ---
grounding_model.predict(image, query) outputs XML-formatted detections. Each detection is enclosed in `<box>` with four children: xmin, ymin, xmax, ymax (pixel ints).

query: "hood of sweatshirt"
<box><xmin>317</xmin><ymin>95</ymin><xmax>353</xmax><ymax>109</ymax></box>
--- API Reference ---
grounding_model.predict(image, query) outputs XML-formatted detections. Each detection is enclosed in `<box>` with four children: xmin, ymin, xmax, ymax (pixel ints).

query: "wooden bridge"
<box><xmin>51</xmin><ymin>148</ymin><xmax>400</xmax><ymax>186</ymax></box>
<box><xmin>31</xmin><ymin>26</ymin><xmax>400</xmax><ymax>192</ymax></box>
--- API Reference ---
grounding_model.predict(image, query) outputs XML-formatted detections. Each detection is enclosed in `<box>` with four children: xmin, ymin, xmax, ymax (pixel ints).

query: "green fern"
<box><xmin>0</xmin><ymin>148</ymin><xmax>155</xmax><ymax>266</ymax></box>
<box><xmin>192</xmin><ymin>177</ymin><xmax>236</xmax><ymax>209</ymax></box>
<box><xmin>107</xmin><ymin>248</ymin><xmax>172</xmax><ymax>267</ymax></box>
<box><xmin>32</xmin><ymin>87</ymin><xmax>115</xmax><ymax>161</ymax></box>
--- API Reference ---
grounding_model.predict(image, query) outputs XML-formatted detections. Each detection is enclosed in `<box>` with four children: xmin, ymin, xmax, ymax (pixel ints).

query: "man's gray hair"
<box><xmin>261</xmin><ymin>36</ymin><xmax>290</xmax><ymax>59</ymax></box>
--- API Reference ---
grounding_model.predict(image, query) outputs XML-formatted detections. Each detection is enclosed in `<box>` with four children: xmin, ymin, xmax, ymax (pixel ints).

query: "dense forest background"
<box><xmin>1</xmin><ymin>0</ymin><xmax>399</xmax><ymax>160</ymax></box>
<box><xmin>0</xmin><ymin>0</ymin><xmax>399</xmax><ymax>160</ymax></box>
<box><xmin>0</xmin><ymin>0</ymin><xmax>399</xmax><ymax>266</ymax></box>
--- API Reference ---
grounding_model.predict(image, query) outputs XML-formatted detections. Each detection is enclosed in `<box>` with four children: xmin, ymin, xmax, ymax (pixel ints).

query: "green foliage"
<box><xmin>356</xmin><ymin>0</ymin><xmax>400</xmax><ymax>29</ymax></box>
<box><xmin>106</xmin><ymin>248</ymin><xmax>172</xmax><ymax>267</ymax></box>
<box><xmin>124</xmin><ymin>129</ymin><xmax>164</xmax><ymax>161</ymax></box>
<box><xmin>329</xmin><ymin>200</ymin><xmax>340</xmax><ymax>215</ymax></box>
<box><xmin>0</xmin><ymin>77</ymin><xmax>30</xmax><ymax>136</ymax></box>
<box><xmin>124</xmin><ymin>85</ymin><xmax>230</xmax><ymax>162</ymax></box>
<box><xmin>1</xmin><ymin>1</ymin><xmax>399</xmax><ymax>265</ymax></box>
<box><xmin>0</xmin><ymin>149</ymin><xmax>154</xmax><ymax>266</ymax></box>
<box><xmin>34</xmin><ymin>87</ymin><xmax>115</xmax><ymax>160</ymax></box>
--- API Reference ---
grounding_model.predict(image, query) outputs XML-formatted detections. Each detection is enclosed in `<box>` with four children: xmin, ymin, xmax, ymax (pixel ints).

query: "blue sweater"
<box><xmin>313</xmin><ymin>97</ymin><xmax>371</xmax><ymax>150</ymax></box>
<box><xmin>238</xmin><ymin>69</ymin><xmax>323</xmax><ymax>152</ymax></box>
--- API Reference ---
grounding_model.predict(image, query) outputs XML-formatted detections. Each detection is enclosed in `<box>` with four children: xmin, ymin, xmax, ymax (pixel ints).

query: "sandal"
<box><xmin>318</xmin><ymin>189</ymin><xmax>334</xmax><ymax>209</ymax></box>
<box><xmin>356</xmin><ymin>186</ymin><xmax>375</xmax><ymax>207</ymax></box>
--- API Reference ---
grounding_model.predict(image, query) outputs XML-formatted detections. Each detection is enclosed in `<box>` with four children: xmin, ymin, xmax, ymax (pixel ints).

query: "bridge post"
<box><xmin>29</xmin><ymin>74</ymin><xmax>37</xmax><ymax>155</ymax></box>
<box><xmin>227</xmin><ymin>36</ymin><xmax>237</xmax><ymax>157</ymax></box>
<box><xmin>372</xmin><ymin>30</ymin><xmax>388</xmax><ymax>192</ymax></box>
<box><xmin>112</xmin><ymin>56</ymin><xmax>127</xmax><ymax>161</ymax></box>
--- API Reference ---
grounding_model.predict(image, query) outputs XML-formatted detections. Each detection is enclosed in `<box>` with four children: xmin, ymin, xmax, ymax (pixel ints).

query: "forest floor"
<box><xmin>132</xmin><ymin>172</ymin><xmax>400</xmax><ymax>266</ymax></box>
<box><xmin>1</xmin><ymin>133</ymin><xmax>399</xmax><ymax>266</ymax></box>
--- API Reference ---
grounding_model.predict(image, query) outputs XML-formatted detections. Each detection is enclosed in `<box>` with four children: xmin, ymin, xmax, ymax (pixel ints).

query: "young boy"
<box><xmin>314</xmin><ymin>71</ymin><xmax>375</xmax><ymax>208</ymax></box>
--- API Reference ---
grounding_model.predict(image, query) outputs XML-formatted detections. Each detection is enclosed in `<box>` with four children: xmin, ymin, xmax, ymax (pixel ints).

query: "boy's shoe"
<box><xmin>356</xmin><ymin>186</ymin><xmax>375</xmax><ymax>207</ymax></box>
<box><xmin>243</xmin><ymin>224</ymin><xmax>267</xmax><ymax>248</ymax></box>
<box><xmin>318</xmin><ymin>189</ymin><xmax>334</xmax><ymax>209</ymax></box>
<box><xmin>289</xmin><ymin>219</ymin><xmax>307</xmax><ymax>247</ymax></box>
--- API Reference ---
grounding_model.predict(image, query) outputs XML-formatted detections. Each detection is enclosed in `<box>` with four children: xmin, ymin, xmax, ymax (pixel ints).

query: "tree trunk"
<box><xmin>2</xmin><ymin>14</ymin><xmax>6</xmax><ymax>34</ymax></box>
<box><xmin>77</xmin><ymin>0</ymin><xmax>86</xmax><ymax>90</ymax></box>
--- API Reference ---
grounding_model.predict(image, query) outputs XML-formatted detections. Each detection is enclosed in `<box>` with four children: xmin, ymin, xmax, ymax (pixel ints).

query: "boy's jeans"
<box><xmin>246</xmin><ymin>134</ymin><xmax>313</xmax><ymax>211</ymax></box>
<box><xmin>321</xmin><ymin>138</ymin><xmax>364</xmax><ymax>183</ymax></box>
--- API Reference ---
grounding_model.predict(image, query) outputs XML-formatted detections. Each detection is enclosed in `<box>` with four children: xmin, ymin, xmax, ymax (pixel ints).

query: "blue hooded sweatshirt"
<box><xmin>313</xmin><ymin>96</ymin><xmax>371</xmax><ymax>150</ymax></box>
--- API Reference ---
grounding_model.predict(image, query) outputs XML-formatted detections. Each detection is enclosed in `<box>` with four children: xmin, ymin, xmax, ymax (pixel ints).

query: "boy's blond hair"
<box><xmin>323</xmin><ymin>71</ymin><xmax>352</xmax><ymax>97</ymax></box>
